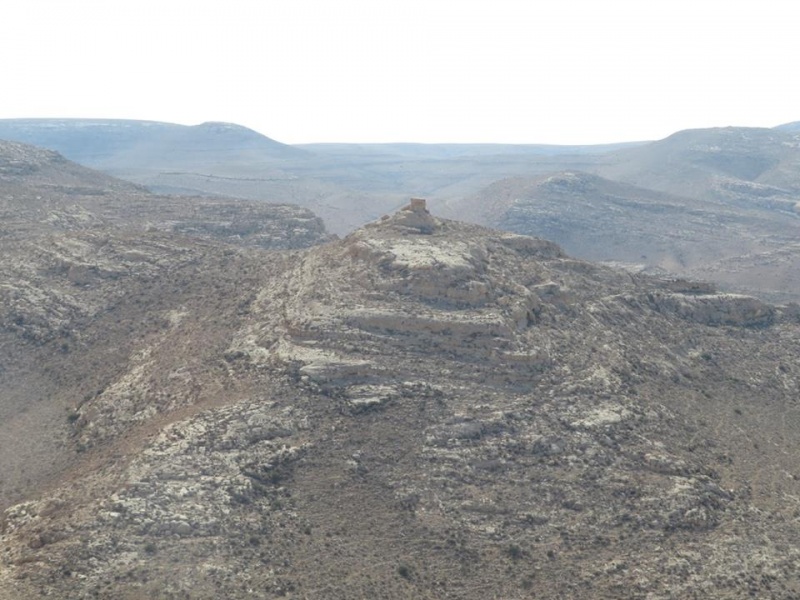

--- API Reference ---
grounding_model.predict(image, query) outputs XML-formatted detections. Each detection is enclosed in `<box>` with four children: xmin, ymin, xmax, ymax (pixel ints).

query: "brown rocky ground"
<box><xmin>4</xmin><ymin>197</ymin><xmax>800</xmax><ymax>598</ymax></box>
<box><xmin>0</xmin><ymin>140</ymin><xmax>330</xmax><ymax>513</ymax></box>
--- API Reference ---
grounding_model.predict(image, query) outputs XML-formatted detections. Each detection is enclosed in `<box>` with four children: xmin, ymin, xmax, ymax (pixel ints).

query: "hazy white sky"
<box><xmin>2</xmin><ymin>0</ymin><xmax>799</xmax><ymax>144</ymax></box>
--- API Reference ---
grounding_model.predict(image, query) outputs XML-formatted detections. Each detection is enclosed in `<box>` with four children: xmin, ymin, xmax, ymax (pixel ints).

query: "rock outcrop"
<box><xmin>4</xmin><ymin>198</ymin><xmax>800</xmax><ymax>599</ymax></box>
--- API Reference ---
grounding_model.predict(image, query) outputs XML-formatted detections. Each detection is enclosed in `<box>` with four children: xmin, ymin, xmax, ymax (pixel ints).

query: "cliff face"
<box><xmin>4</xmin><ymin>198</ymin><xmax>800</xmax><ymax>599</ymax></box>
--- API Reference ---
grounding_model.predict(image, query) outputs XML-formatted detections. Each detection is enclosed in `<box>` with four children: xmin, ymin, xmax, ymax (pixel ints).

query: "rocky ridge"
<box><xmin>0</xmin><ymin>139</ymin><xmax>330</xmax><ymax>518</ymax></box>
<box><xmin>3</xmin><ymin>200</ymin><xmax>800</xmax><ymax>598</ymax></box>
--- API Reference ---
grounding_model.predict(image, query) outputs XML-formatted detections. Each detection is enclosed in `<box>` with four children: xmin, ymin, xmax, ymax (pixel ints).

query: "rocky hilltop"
<box><xmin>4</xmin><ymin>199</ymin><xmax>800</xmax><ymax>598</ymax></box>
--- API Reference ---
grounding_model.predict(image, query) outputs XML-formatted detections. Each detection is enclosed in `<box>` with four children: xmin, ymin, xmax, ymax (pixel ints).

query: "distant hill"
<box><xmin>0</xmin><ymin>139</ymin><xmax>330</xmax><ymax>248</ymax></box>
<box><xmin>596</xmin><ymin>126</ymin><xmax>800</xmax><ymax>211</ymax></box>
<box><xmin>775</xmin><ymin>121</ymin><xmax>800</xmax><ymax>133</ymax></box>
<box><xmin>445</xmin><ymin>170</ymin><xmax>758</xmax><ymax>265</ymax></box>
<box><xmin>298</xmin><ymin>140</ymin><xmax>645</xmax><ymax>160</ymax></box>
<box><xmin>0</xmin><ymin>119</ymin><xmax>635</xmax><ymax>234</ymax></box>
<box><xmin>0</xmin><ymin>119</ymin><xmax>307</xmax><ymax>167</ymax></box>
<box><xmin>445</xmin><ymin>169</ymin><xmax>800</xmax><ymax>302</ymax></box>
<box><xmin>0</xmin><ymin>137</ymin><xmax>143</xmax><ymax>192</ymax></box>
<box><xmin>0</xmin><ymin>119</ymin><xmax>405</xmax><ymax>234</ymax></box>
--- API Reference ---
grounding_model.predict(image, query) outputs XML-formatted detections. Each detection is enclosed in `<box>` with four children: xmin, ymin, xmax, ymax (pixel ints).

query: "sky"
<box><xmin>2</xmin><ymin>0</ymin><xmax>799</xmax><ymax>145</ymax></box>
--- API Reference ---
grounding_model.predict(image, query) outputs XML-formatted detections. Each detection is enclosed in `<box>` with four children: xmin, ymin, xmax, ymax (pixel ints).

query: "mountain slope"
<box><xmin>775</xmin><ymin>121</ymin><xmax>800</xmax><ymax>134</ymax></box>
<box><xmin>0</xmin><ymin>139</ymin><xmax>330</xmax><ymax>247</ymax></box>
<box><xmin>0</xmin><ymin>119</ymin><xmax>307</xmax><ymax>166</ymax></box>
<box><xmin>3</xmin><ymin>201</ymin><xmax>800</xmax><ymax>598</ymax></box>
<box><xmin>596</xmin><ymin>126</ymin><xmax>800</xmax><ymax>211</ymax></box>
<box><xmin>0</xmin><ymin>139</ymin><xmax>330</xmax><ymax>513</ymax></box>
<box><xmin>445</xmin><ymin>170</ymin><xmax>800</xmax><ymax>302</ymax></box>
<box><xmin>0</xmin><ymin>119</ymin><xmax>412</xmax><ymax>235</ymax></box>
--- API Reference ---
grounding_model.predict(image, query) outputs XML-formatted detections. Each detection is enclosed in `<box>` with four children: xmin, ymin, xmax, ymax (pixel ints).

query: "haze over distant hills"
<box><xmin>2</xmin><ymin>118</ymin><xmax>800</xmax><ymax>302</ymax></box>
<box><xmin>595</xmin><ymin>126</ymin><xmax>800</xmax><ymax>207</ymax></box>
<box><xmin>0</xmin><ymin>119</ymin><xmax>306</xmax><ymax>165</ymax></box>
<box><xmin>0</xmin><ymin>119</ymin><xmax>640</xmax><ymax>235</ymax></box>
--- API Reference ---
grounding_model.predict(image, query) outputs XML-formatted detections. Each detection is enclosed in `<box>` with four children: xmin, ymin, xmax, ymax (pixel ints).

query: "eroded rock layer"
<box><xmin>3</xmin><ymin>199</ymin><xmax>800</xmax><ymax>599</ymax></box>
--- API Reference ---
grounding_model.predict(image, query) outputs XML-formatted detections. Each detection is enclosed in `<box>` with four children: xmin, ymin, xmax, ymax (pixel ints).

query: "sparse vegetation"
<box><xmin>506</xmin><ymin>544</ymin><xmax>523</xmax><ymax>560</ymax></box>
<box><xmin>4</xmin><ymin>140</ymin><xmax>800</xmax><ymax>599</ymax></box>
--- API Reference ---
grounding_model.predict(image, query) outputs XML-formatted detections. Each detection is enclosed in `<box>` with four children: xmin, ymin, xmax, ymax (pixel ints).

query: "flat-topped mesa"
<box><xmin>374</xmin><ymin>197</ymin><xmax>439</xmax><ymax>234</ymax></box>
